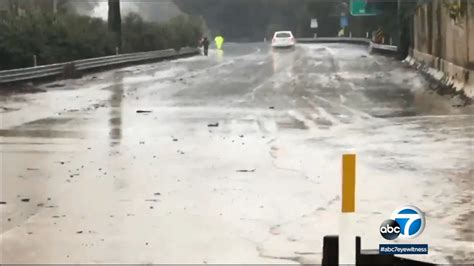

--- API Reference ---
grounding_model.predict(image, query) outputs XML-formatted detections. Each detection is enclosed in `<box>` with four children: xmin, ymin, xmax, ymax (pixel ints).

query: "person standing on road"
<box><xmin>201</xmin><ymin>37</ymin><xmax>210</xmax><ymax>56</ymax></box>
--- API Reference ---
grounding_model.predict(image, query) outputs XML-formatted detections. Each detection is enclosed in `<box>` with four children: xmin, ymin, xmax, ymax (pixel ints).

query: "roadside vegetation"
<box><xmin>0</xmin><ymin>11</ymin><xmax>203</xmax><ymax>70</ymax></box>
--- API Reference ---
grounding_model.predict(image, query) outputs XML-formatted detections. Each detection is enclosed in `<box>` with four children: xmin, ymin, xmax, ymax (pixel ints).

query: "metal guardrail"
<box><xmin>0</xmin><ymin>47</ymin><xmax>199</xmax><ymax>84</ymax></box>
<box><xmin>297</xmin><ymin>37</ymin><xmax>398</xmax><ymax>54</ymax></box>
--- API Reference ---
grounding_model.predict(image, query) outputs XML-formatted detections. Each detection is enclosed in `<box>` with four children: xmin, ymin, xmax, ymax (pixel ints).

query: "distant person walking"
<box><xmin>214</xmin><ymin>35</ymin><xmax>224</xmax><ymax>50</ymax></box>
<box><xmin>201</xmin><ymin>37</ymin><xmax>210</xmax><ymax>56</ymax></box>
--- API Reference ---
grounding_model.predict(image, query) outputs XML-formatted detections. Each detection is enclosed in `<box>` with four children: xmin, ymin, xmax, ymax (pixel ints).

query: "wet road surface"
<box><xmin>1</xmin><ymin>43</ymin><xmax>473</xmax><ymax>264</ymax></box>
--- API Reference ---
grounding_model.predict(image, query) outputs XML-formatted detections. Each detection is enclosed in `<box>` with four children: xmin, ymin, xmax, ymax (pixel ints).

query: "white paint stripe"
<box><xmin>339</xmin><ymin>213</ymin><xmax>356</xmax><ymax>264</ymax></box>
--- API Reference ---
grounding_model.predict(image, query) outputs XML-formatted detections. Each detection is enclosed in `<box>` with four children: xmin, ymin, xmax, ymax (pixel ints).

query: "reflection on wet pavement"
<box><xmin>108</xmin><ymin>73</ymin><xmax>124</xmax><ymax>146</ymax></box>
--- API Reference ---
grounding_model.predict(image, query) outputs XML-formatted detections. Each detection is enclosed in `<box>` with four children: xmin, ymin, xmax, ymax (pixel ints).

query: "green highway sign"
<box><xmin>350</xmin><ymin>0</ymin><xmax>378</xmax><ymax>16</ymax></box>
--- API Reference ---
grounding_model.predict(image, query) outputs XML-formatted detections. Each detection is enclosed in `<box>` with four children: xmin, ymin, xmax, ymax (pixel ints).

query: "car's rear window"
<box><xmin>275</xmin><ymin>32</ymin><xmax>291</xmax><ymax>38</ymax></box>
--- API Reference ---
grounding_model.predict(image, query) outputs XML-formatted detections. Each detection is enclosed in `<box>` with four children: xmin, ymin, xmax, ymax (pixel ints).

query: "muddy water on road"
<box><xmin>1</xmin><ymin>43</ymin><xmax>473</xmax><ymax>264</ymax></box>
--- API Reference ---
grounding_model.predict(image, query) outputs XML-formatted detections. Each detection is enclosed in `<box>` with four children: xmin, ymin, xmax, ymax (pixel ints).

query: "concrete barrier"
<box><xmin>405</xmin><ymin>49</ymin><xmax>474</xmax><ymax>100</ymax></box>
<box><xmin>296</xmin><ymin>37</ymin><xmax>398</xmax><ymax>55</ymax></box>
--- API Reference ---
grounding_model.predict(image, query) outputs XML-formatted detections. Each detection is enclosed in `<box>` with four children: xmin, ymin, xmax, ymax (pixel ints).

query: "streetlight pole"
<box><xmin>53</xmin><ymin>0</ymin><xmax>57</xmax><ymax>13</ymax></box>
<box><xmin>397</xmin><ymin>0</ymin><xmax>401</xmax><ymax>53</ymax></box>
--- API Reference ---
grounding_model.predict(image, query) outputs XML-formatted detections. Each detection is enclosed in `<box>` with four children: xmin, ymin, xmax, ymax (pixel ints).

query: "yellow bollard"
<box><xmin>342</xmin><ymin>154</ymin><xmax>356</xmax><ymax>213</ymax></box>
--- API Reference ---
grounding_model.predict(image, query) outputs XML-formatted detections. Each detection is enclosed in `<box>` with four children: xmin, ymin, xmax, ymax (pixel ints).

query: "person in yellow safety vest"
<box><xmin>449</xmin><ymin>3</ymin><xmax>460</xmax><ymax>20</ymax></box>
<box><xmin>215</xmin><ymin>35</ymin><xmax>224</xmax><ymax>50</ymax></box>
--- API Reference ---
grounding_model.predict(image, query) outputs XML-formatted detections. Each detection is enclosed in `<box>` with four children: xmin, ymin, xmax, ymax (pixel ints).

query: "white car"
<box><xmin>272</xmin><ymin>31</ymin><xmax>296</xmax><ymax>48</ymax></box>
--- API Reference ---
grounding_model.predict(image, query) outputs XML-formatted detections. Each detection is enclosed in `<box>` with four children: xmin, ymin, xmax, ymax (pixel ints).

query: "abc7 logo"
<box><xmin>380</xmin><ymin>206</ymin><xmax>425</xmax><ymax>240</ymax></box>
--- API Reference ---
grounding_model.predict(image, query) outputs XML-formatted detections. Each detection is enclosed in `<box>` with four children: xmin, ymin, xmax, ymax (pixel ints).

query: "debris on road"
<box><xmin>269</xmin><ymin>225</ymin><xmax>281</xmax><ymax>235</ymax></box>
<box><xmin>0</xmin><ymin>84</ymin><xmax>46</xmax><ymax>95</ymax></box>
<box><xmin>0</xmin><ymin>106</ymin><xmax>21</xmax><ymax>113</ymax></box>
<box><xmin>21</xmin><ymin>198</ymin><xmax>30</xmax><ymax>202</ymax></box>
<box><xmin>0</xmin><ymin>201</ymin><xmax>6</xmax><ymax>205</ymax></box>
<box><xmin>269</xmin><ymin>106</ymin><xmax>275</xmax><ymax>109</ymax></box>
<box><xmin>46</xmin><ymin>83</ymin><xmax>65</xmax><ymax>88</ymax></box>
<box><xmin>208</xmin><ymin>123</ymin><xmax>219</xmax><ymax>127</ymax></box>
<box><xmin>136</xmin><ymin>110</ymin><xmax>153</xmax><ymax>114</ymax></box>
<box><xmin>154</xmin><ymin>192</ymin><xmax>161</xmax><ymax>196</ymax></box>
<box><xmin>173</xmin><ymin>138</ymin><xmax>179</xmax><ymax>142</ymax></box>
<box><xmin>145</xmin><ymin>199</ymin><xmax>159</xmax><ymax>202</ymax></box>
<box><xmin>236</xmin><ymin>169</ymin><xmax>256</xmax><ymax>173</ymax></box>
<box><xmin>76</xmin><ymin>230</ymin><xmax>83</xmax><ymax>234</ymax></box>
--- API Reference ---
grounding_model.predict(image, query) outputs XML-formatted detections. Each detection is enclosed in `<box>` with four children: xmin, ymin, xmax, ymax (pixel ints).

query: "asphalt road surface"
<box><xmin>1</xmin><ymin>43</ymin><xmax>473</xmax><ymax>264</ymax></box>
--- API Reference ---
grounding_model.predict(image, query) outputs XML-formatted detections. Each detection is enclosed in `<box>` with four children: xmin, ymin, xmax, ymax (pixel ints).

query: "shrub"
<box><xmin>122</xmin><ymin>13</ymin><xmax>203</xmax><ymax>53</ymax></box>
<box><xmin>0</xmin><ymin>11</ymin><xmax>203</xmax><ymax>70</ymax></box>
<box><xmin>0</xmin><ymin>11</ymin><xmax>114</xmax><ymax>70</ymax></box>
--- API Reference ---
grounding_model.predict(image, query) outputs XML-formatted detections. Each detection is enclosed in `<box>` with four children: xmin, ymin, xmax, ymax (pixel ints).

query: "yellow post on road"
<box><xmin>342</xmin><ymin>154</ymin><xmax>356</xmax><ymax>213</ymax></box>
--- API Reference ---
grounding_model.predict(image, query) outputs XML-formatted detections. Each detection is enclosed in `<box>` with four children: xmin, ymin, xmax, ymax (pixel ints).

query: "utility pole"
<box><xmin>108</xmin><ymin>0</ymin><xmax>122</xmax><ymax>51</ymax></box>
<box><xmin>397</xmin><ymin>0</ymin><xmax>401</xmax><ymax>54</ymax></box>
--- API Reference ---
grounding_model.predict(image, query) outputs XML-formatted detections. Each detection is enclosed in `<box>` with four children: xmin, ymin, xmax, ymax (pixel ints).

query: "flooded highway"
<box><xmin>1</xmin><ymin>43</ymin><xmax>473</xmax><ymax>264</ymax></box>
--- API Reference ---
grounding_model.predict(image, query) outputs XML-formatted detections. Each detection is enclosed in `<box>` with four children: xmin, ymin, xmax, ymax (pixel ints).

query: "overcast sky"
<box><xmin>75</xmin><ymin>0</ymin><xmax>182</xmax><ymax>22</ymax></box>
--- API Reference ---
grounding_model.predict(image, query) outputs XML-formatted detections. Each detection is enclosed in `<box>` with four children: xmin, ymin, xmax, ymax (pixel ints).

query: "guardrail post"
<box><xmin>350</xmin><ymin>32</ymin><xmax>352</xmax><ymax>38</ymax></box>
<box><xmin>314</xmin><ymin>33</ymin><xmax>317</xmax><ymax>39</ymax></box>
<box><xmin>390</xmin><ymin>37</ymin><xmax>393</xmax><ymax>46</ymax></box>
<box><xmin>366</xmin><ymin>32</ymin><xmax>369</xmax><ymax>38</ymax></box>
<box><xmin>115</xmin><ymin>47</ymin><xmax>119</xmax><ymax>55</ymax></box>
<box><xmin>33</xmin><ymin>55</ymin><xmax>37</xmax><ymax>67</ymax></box>
<box><xmin>63</xmin><ymin>63</ymin><xmax>80</xmax><ymax>79</ymax></box>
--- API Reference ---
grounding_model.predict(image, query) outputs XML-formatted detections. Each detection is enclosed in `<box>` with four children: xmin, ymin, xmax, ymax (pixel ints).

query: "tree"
<box><xmin>108</xmin><ymin>0</ymin><xmax>122</xmax><ymax>50</ymax></box>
